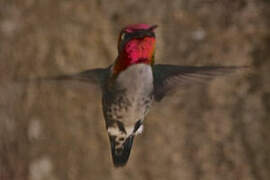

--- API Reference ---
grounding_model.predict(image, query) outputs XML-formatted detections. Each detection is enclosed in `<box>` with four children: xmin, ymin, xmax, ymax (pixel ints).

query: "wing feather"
<box><xmin>17</xmin><ymin>67</ymin><xmax>110</xmax><ymax>89</ymax></box>
<box><xmin>153</xmin><ymin>64</ymin><xmax>247</xmax><ymax>101</ymax></box>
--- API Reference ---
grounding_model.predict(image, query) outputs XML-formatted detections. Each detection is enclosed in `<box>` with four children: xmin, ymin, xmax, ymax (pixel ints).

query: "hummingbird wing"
<box><xmin>18</xmin><ymin>68</ymin><xmax>109</xmax><ymax>89</ymax></box>
<box><xmin>153</xmin><ymin>64</ymin><xmax>247</xmax><ymax>101</ymax></box>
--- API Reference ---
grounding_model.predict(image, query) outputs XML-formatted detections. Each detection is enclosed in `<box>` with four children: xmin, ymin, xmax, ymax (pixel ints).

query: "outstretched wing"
<box><xmin>18</xmin><ymin>67</ymin><xmax>110</xmax><ymax>89</ymax></box>
<box><xmin>153</xmin><ymin>64</ymin><xmax>247</xmax><ymax>101</ymax></box>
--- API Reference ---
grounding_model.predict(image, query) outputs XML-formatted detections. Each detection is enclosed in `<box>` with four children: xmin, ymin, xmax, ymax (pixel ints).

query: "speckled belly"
<box><xmin>103</xmin><ymin>64</ymin><xmax>154</xmax><ymax>126</ymax></box>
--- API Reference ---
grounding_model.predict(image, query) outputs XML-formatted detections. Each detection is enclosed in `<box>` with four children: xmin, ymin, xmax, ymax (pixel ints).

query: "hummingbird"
<box><xmin>27</xmin><ymin>24</ymin><xmax>246</xmax><ymax>167</ymax></box>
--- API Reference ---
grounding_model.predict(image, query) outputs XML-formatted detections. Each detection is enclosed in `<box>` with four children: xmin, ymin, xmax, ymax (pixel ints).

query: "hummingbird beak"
<box><xmin>109</xmin><ymin>135</ymin><xmax>135</xmax><ymax>167</ymax></box>
<box><xmin>148</xmin><ymin>24</ymin><xmax>158</xmax><ymax>31</ymax></box>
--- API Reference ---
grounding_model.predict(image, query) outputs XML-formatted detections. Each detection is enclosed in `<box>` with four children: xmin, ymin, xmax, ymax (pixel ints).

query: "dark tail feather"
<box><xmin>110</xmin><ymin>136</ymin><xmax>134</xmax><ymax>167</ymax></box>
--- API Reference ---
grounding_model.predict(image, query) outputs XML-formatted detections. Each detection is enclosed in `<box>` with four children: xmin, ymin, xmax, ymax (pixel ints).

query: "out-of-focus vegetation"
<box><xmin>0</xmin><ymin>0</ymin><xmax>269</xmax><ymax>180</ymax></box>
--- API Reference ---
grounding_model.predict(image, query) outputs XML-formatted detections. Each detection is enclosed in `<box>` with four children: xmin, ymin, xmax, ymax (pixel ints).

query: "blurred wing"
<box><xmin>18</xmin><ymin>67</ymin><xmax>109</xmax><ymax>89</ymax></box>
<box><xmin>153</xmin><ymin>64</ymin><xmax>247</xmax><ymax>101</ymax></box>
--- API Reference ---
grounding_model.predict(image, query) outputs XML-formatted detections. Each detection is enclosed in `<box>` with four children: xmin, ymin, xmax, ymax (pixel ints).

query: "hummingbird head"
<box><xmin>113</xmin><ymin>24</ymin><xmax>158</xmax><ymax>75</ymax></box>
<box><xmin>107</xmin><ymin>120</ymin><xmax>143</xmax><ymax>167</ymax></box>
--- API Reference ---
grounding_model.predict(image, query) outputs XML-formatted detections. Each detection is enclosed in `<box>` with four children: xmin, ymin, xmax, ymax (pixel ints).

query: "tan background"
<box><xmin>0</xmin><ymin>0</ymin><xmax>269</xmax><ymax>180</ymax></box>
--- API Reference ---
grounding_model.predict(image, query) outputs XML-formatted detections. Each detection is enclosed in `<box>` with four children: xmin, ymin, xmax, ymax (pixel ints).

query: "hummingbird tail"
<box><xmin>110</xmin><ymin>136</ymin><xmax>134</xmax><ymax>167</ymax></box>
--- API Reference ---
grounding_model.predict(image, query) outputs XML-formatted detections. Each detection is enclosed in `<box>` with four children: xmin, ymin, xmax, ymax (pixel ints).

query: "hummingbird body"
<box><xmin>33</xmin><ymin>23</ymin><xmax>246</xmax><ymax>167</ymax></box>
<box><xmin>102</xmin><ymin>24</ymin><xmax>156</xmax><ymax>165</ymax></box>
<box><xmin>102</xmin><ymin>64</ymin><xmax>153</xmax><ymax>166</ymax></box>
<box><xmin>103</xmin><ymin>63</ymin><xmax>153</xmax><ymax>127</ymax></box>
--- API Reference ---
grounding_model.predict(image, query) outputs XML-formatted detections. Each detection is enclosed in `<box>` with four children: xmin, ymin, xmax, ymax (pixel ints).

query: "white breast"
<box><xmin>116</xmin><ymin>63</ymin><xmax>153</xmax><ymax>94</ymax></box>
<box><xmin>112</xmin><ymin>64</ymin><xmax>154</xmax><ymax>127</ymax></box>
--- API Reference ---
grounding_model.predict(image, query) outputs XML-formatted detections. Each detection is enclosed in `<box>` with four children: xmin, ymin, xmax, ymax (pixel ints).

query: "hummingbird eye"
<box><xmin>120</xmin><ymin>32</ymin><xmax>126</xmax><ymax>41</ymax></box>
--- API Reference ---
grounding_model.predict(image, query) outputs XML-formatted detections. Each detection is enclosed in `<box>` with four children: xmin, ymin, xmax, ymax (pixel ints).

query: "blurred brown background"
<box><xmin>0</xmin><ymin>0</ymin><xmax>269</xmax><ymax>180</ymax></box>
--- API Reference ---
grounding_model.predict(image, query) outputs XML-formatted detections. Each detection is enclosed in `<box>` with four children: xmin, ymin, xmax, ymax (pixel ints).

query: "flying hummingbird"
<box><xmin>26</xmin><ymin>24</ymin><xmax>246</xmax><ymax>167</ymax></box>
